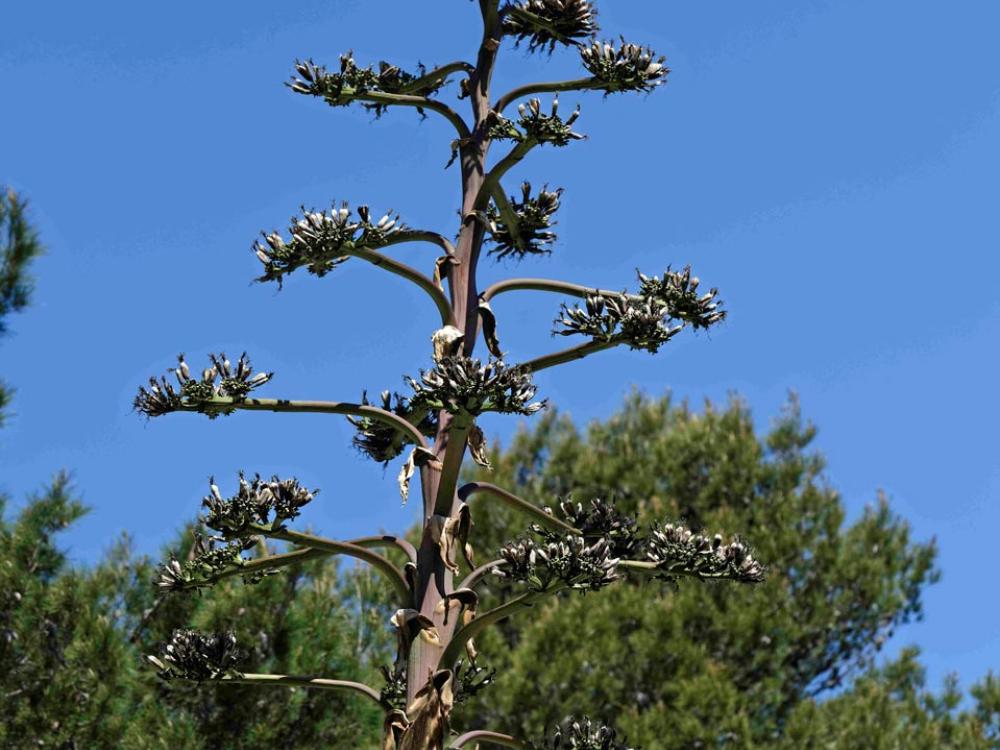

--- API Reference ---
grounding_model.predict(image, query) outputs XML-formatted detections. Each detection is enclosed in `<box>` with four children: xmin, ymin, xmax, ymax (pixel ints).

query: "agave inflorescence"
<box><xmin>406</xmin><ymin>356</ymin><xmax>545</xmax><ymax>416</ymax></box>
<box><xmin>155</xmin><ymin>532</ymin><xmax>273</xmax><ymax>592</ymax></box>
<box><xmin>254</xmin><ymin>202</ymin><xmax>404</xmax><ymax>285</ymax></box>
<box><xmin>134</xmin><ymin>352</ymin><xmax>272</xmax><ymax>418</ymax></box>
<box><xmin>637</xmin><ymin>265</ymin><xmax>725</xmax><ymax>330</ymax></box>
<box><xmin>554</xmin><ymin>292</ymin><xmax>683</xmax><ymax>353</ymax></box>
<box><xmin>495</xmin><ymin>534</ymin><xmax>620</xmax><ymax>592</ymax></box>
<box><xmin>201</xmin><ymin>474</ymin><xmax>317</xmax><ymax>541</ymax></box>
<box><xmin>502</xmin><ymin>0</ymin><xmax>599</xmax><ymax>53</ymax></box>
<box><xmin>146</xmin><ymin>629</ymin><xmax>245</xmax><ymax>682</ymax></box>
<box><xmin>486</xmin><ymin>181</ymin><xmax>563</xmax><ymax>260</ymax></box>
<box><xmin>535</xmin><ymin>717</ymin><xmax>635</xmax><ymax>750</ymax></box>
<box><xmin>539</xmin><ymin>497</ymin><xmax>641</xmax><ymax>558</ymax></box>
<box><xmin>517</xmin><ymin>98</ymin><xmax>585</xmax><ymax>146</ymax></box>
<box><xmin>348</xmin><ymin>390</ymin><xmax>439</xmax><ymax>464</ymax></box>
<box><xmin>580</xmin><ymin>38</ymin><xmax>669</xmax><ymax>93</ymax></box>
<box><xmin>646</xmin><ymin>522</ymin><xmax>765</xmax><ymax>584</ymax></box>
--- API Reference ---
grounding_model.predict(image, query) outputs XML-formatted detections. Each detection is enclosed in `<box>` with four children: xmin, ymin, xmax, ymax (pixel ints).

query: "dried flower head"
<box><xmin>254</xmin><ymin>202</ymin><xmax>404</xmax><ymax>286</ymax></box>
<box><xmin>536</xmin><ymin>717</ymin><xmax>635</xmax><ymax>750</ymax></box>
<box><xmin>348</xmin><ymin>390</ymin><xmax>438</xmax><ymax>464</ymax></box>
<box><xmin>201</xmin><ymin>474</ymin><xmax>317</xmax><ymax>540</ymax></box>
<box><xmin>407</xmin><ymin>356</ymin><xmax>545</xmax><ymax>416</ymax></box>
<box><xmin>580</xmin><ymin>38</ymin><xmax>669</xmax><ymax>94</ymax></box>
<box><xmin>637</xmin><ymin>266</ymin><xmax>725</xmax><ymax>329</ymax></box>
<box><xmin>517</xmin><ymin>98</ymin><xmax>585</xmax><ymax>146</ymax></box>
<box><xmin>486</xmin><ymin>182</ymin><xmax>563</xmax><ymax>260</ymax></box>
<box><xmin>646</xmin><ymin>522</ymin><xmax>765</xmax><ymax>584</ymax></box>
<box><xmin>288</xmin><ymin>54</ymin><xmax>445</xmax><ymax>115</ymax></box>
<box><xmin>554</xmin><ymin>293</ymin><xmax>682</xmax><ymax>353</ymax></box>
<box><xmin>503</xmin><ymin>0</ymin><xmax>599</xmax><ymax>53</ymax></box>
<box><xmin>495</xmin><ymin>534</ymin><xmax>619</xmax><ymax>592</ymax></box>
<box><xmin>452</xmin><ymin>658</ymin><xmax>497</xmax><ymax>704</ymax></box>
<box><xmin>146</xmin><ymin>629</ymin><xmax>245</xmax><ymax>681</ymax></box>
<box><xmin>135</xmin><ymin>352</ymin><xmax>272</xmax><ymax>418</ymax></box>
<box><xmin>539</xmin><ymin>498</ymin><xmax>641</xmax><ymax>558</ymax></box>
<box><xmin>155</xmin><ymin>534</ymin><xmax>258</xmax><ymax>592</ymax></box>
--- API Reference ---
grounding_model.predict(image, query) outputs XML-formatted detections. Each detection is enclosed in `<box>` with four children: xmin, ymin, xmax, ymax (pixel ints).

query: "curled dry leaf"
<box><xmin>467</xmin><ymin>424</ymin><xmax>493</xmax><ymax>470</ymax></box>
<box><xmin>477</xmin><ymin>297</ymin><xmax>503</xmax><ymax>358</ymax></box>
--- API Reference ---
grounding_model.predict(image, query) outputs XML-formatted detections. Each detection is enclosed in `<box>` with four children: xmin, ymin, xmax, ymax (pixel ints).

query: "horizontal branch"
<box><xmin>518</xmin><ymin>339</ymin><xmax>619</xmax><ymax>374</ymax></box>
<box><xmin>450</xmin><ymin>730</ymin><xmax>528</xmax><ymax>749</ymax></box>
<box><xmin>355</xmin><ymin>90</ymin><xmax>471</xmax><ymax>140</ymax></box>
<box><xmin>217</xmin><ymin>672</ymin><xmax>382</xmax><ymax>705</ymax></box>
<box><xmin>482</xmin><ymin>277</ymin><xmax>626</xmax><ymax>302</ymax></box>
<box><xmin>345</xmin><ymin>245</ymin><xmax>454</xmax><ymax>325</ymax></box>
<box><xmin>399</xmin><ymin>60</ymin><xmax>474</xmax><ymax>95</ymax></box>
<box><xmin>495</xmin><ymin>77</ymin><xmax>603</xmax><ymax>113</ymax></box>
<box><xmin>382</xmin><ymin>230</ymin><xmax>457</xmax><ymax>257</ymax></box>
<box><xmin>458</xmin><ymin>559</ymin><xmax>504</xmax><ymax>591</ymax></box>
<box><xmin>458</xmin><ymin>482</ymin><xmax>580</xmax><ymax>535</ymax></box>
<box><xmin>183</xmin><ymin>546</ymin><xmax>329</xmax><ymax>589</ymax></box>
<box><xmin>347</xmin><ymin>534</ymin><xmax>418</xmax><ymax>565</ymax></box>
<box><xmin>259</xmin><ymin>527</ymin><xmax>411</xmax><ymax>604</ymax></box>
<box><xmin>174</xmin><ymin>398</ymin><xmax>429</xmax><ymax>449</ymax></box>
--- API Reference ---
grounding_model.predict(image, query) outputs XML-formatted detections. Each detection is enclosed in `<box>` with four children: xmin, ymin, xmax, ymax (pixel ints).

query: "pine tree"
<box><xmin>131</xmin><ymin>2</ymin><xmax>760</xmax><ymax>747</ymax></box>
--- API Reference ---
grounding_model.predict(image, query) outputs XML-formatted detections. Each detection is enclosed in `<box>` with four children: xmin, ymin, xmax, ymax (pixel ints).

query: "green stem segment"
<box><xmin>494</xmin><ymin>77</ymin><xmax>604</xmax><ymax>113</ymax></box>
<box><xmin>346</xmin><ymin>246</ymin><xmax>454</xmax><ymax>325</ymax></box>
<box><xmin>218</xmin><ymin>673</ymin><xmax>382</xmax><ymax>705</ymax></box>
<box><xmin>433</xmin><ymin>413</ymin><xmax>474</xmax><ymax>516</ymax></box>
<box><xmin>450</xmin><ymin>730</ymin><xmax>529</xmax><ymax>749</ymax></box>
<box><xmin>458</xmin><ymin>482</ymin><xmax>580</xmax><ymax>535</ymax></box>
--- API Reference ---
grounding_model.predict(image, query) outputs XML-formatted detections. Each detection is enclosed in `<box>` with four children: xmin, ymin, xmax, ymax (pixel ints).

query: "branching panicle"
<box><xmin>518</xmin><ymin>98</ymin><xmax>585</xmax><ymax>146</ymax></box>
<box><xmin>646</xmin><ymin>522</ymin><xmax>765</xmax><ymax>584</ymax></box>
<box><xmin>155</xmin><ymin>535</ymin><xmax>259</xmax><ymax>592</ymax></box>
<box><xmin>288</xmin><ymin>54</ymin><xmax>446</xmax><ymax>115</ymax></box>
<box><xmin>539</xmin><ymin>498</ymin><xmax>641</xmax><ymax>558</ymax></box>
<box><xmin>407</xmin><ymin>356</ymin><xmax>545</xmax><ymax>416</ymax></box>
<box><xmin>502</xmin><ymin>0</ymin><xmax>599</xmax><ymax>53</ymax></box>
<box><xmin>555</xmin><ymin>292</ymin><xmax>682</xmax><ymax>353</ymax></box>
<box><xmin>146</xmin><ymin>629</ymin><xmax>245</xmax><ymax>681</ymax></box>
<box><xmin>495</xmin><ymin>534</ymin><xmax>619</xmax><ymax>592</ymax></box>
<box><xmin>580</xmin><ymin>38</ymin><xmax>669</xmax><ymax>93</ymax></box>
<box><xmin>486</xmin><ymin>182</ymin><xmax>563</xmax><ymax>260</ymax></box>
<box><xmin>349</xmin><ymin>390</ymin><xmax>438</xmax><ymax>464</ymax></box>
<box><xmin>201</xmin><ymin>474</ymin><xmax>317</xmax><ymax>540</ymax></box>
<box><xmin>535</xmin><ymin>717</ymin><xmax>635</xmax><ymax>750</ymax></box>
<box><xmin>637</xmin><ymin>265</ymin><xmax>725</xmax><ymax>329</ymax></box>
<box><xmin>254</xmin><ymin>202</ymin><xmax>404</xmax><ymax>285</ymax></box>
<box><xmin>135</xmin><ymin>352</ymin><xmax>272</xmax><ymax>418</ymax></box>
<box><xmin>453</xmin><ymin>658</ymin><xmax>497</xmax><ymax>704</ymax></box>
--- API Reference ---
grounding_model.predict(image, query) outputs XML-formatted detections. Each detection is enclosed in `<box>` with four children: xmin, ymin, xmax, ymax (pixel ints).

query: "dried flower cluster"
<box><xmin>534</xmin><ymin>717</ymin><xmax>635</xmax><ymax>750</ymax></box>
<box><xmin>406</xmin><ymin>356</ymin><xmax>545</xmax><ymax>416</ymax></box>
<box><xmin>495</xmin><ymin>534</ymin><xmax>619</xmax><ymax>592</ymax></box>
<box><xmin>135</xmin><ymin>352</ymin><xmax>272</xmax><ymax>418</ymax></box>
<box><xmin>555</xmin><ymin>292</ymin><xmax>683</xmax><ymax>353</ymax></box>
<box><xmin>349</xmin><ymin>390</ymin><xmax>438</xmax><ymax>464</ymax></box>
<box><xmin>254</xmin><ymin>202</ymin><xmax>404</xmax><ymax>285</ymax></box>
<box><xmin>146</xmin><ymin>629</ymin><xmax>245</xmax><ymax>682</ymax></box>
<box><xmin>486</xmin><ymin>182</ymin><xmax>563</xmax><ymax>260</ymax></box>
<box><xmin>288</xmin><ymin>54</ymin><xmax>444</xmax><ymax>113</ymax></box>
<box><xmin>646</xmin><ymin>523</ymin><xmax>765</xmax><ymax>583</ymax></box>
<box><xmin>580</xmin><ymin>38</ymin><xmax>669</xmax><ymax>93</ymax></box>
<box><xmin>541</xmin><ymin>498</ymin><xmax>641</xmax><ymax>558</ymax></box>
<box><xmin>502</xmin><ymin>0</ymin><xmax>599</xmax><ymax>53</ymax></box>
<box><xmin>201</xmin><ymin>474</ymin><xmax>317</xmax><ymax>540</ymax></box>
<box><xmin>637</xmin><ymin>266</ymin><xmax>725</xmax><ymax>329</ymax></box>
<box><xmin>452</xmin><ymin>658</ymin><xmax>497</xmax><ymax>705</ymax></box>
<box><xmin>156</xmin><ymin>534</ymin><xmax>260</xmax><ymax>592</ymax></box>
<box><xmin>517</xmin><ymin>98</ymin><xmax>585</xmax><ymax>146</ymax></box>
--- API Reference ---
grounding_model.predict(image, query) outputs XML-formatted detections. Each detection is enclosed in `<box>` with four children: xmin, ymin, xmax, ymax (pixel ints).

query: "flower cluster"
<box><xmin>495</xmin><ymin>534</ymin><xmax>619</xmax><ymax>592</ymax></box>
<box><xmin>517</xmin><ymin>98</ymin><xmax>585</xmax><ymax>146</ymax></box>
<box><xmin>406</xmin><ymin>356</ymin><xmax>545</xmax><ymax>416</ymax></box>
<box><xmin>540</xmin><ymin>498</ymin><xmax>641</xmax><ymax>559</ymax></box>
<box><xmin>288</xmin><ymin>54</ymin><xmax>445</xmax><ymax>114</ymax></box>
<box><xmin>201</xmin><ymin>474</ymin><xmax>317</xmax><ymax>540</ymax></box>
<box><xmin>502</xmin><ymin>0</ymin><xmax>599</xmax><ymax>53</ymax></box>
<box><xmin>646</xmin><ymin>522</ymin><xmax>765</xmax><ymax>583</ymax></box>
<box><xmin>534</xmin><ymin>717</ymin><xmax>635</xmax><ymax>750</ymax></box>
<box><xmin>580</xmin><ymin>38</ymin><xmax>669</xmax><ymax>94</ymax></box>
<box><xmin>637</xmin><ymin>266</ymin><xmax>725</xmax><ymax>329</ymax></box>
<box><xmin>135</xmin><ymin>353</ymin><xmax>272</xmax><ymax>418</ymax></box>
<box><xmin>486</xmin><ymin>182</ymin><xmax>563</xmax><ymax>260</ymax></box>
<box><xmin>452</xmin><ymin>658</ymin><xmax>496</xmax><ymax>705</ymax></box>
<box><xmin>146</xmin><ymin>629</ymin><xmax>245</xmax><ymax>682</ymax></box>
<box><xmin>555</xmin><ymin>292</ymin><xmax>683</xmax><ymax>353</ymax></box>
<box><xmin>348</xmin><ymin>390</ymin><xmax>438</xmax><ymax>464</ymax></box>
<box><xmin>254</xmin><ymin>202</ymin><xmax>404</xmax><ymax>286</ymax></box>
<box><xmin>155</xmin><ymin>535</ymin><xmax>259</xmax><ymax>592</ymax></box>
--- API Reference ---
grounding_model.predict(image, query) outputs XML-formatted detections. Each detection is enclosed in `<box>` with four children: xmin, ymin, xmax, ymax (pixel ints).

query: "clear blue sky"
<box><xmin>2</xmin><ymin>1</ymin><xmax>998</xmax><ymax>695</ymax></box>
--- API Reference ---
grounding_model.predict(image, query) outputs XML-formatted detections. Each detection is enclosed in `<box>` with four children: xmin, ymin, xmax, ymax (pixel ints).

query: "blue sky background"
<box><xmin>2</xmin><ymin>1</ymin><xmax>998</xmax><ymax>694</ymax></box>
